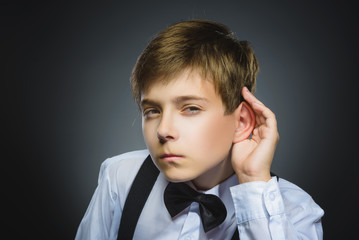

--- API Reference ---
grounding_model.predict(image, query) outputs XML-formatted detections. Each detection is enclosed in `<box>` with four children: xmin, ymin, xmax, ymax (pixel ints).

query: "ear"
<box><xmin>233</xmin><ymin>101</ymin><xmax>256</xmax><ymax>143</ymax></box>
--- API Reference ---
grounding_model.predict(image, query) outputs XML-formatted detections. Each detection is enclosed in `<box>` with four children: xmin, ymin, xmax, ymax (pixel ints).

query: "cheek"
<box><xmin>184</xmin><ymin>114</ymin><xmax>235</xmax><ymax>155</ymax></box>
<box><xmin>142</xmin><ymin>121</ymin><xmax>157</xmax><ymax>147</ymax></box>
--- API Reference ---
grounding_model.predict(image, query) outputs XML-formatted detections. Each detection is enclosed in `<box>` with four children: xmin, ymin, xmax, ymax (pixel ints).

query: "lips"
<box><xmin>159</xmin><ymin>153</ymin><xmax>184</xmax><ymax>162</ymax></box>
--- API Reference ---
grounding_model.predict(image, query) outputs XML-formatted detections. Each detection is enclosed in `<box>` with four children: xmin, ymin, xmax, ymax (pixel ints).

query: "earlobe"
<box><xmin>233</xmin><ymin>101</ymin><xmax>256</xmax><ymax>143</ymax></box>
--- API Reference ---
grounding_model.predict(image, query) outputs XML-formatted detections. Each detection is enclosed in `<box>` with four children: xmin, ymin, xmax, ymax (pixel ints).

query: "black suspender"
<box><xmin>117</xmin><ymin>154</ymin><xmax>278</xmax><ymax>240</ymax></box>
<box><xmin>117</xmin><ymin>155</ymin><xmax>159</xmax><ymax>240</ymax></box>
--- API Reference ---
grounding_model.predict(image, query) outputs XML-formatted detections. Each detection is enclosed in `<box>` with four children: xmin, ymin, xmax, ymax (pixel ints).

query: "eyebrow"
<box><xmin>140</xmin><ymin>95</ymin><xmax>209</xmax><ymax>108</ymax></box>
<box><xmin>173</xmin><ymin>95</ymin><xmax>209</xmax><ymax>104</ymax></box>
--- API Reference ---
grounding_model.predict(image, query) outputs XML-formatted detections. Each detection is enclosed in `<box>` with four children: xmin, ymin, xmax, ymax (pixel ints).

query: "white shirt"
<box><xmin>75</xmin><ymin>149</ymin><xmax>324</xmax><ymax>240</ymax></box>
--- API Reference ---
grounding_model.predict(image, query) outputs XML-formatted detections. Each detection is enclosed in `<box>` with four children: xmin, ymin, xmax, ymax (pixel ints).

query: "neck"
<box><xmin>191</xmin><ymin>157</ymin><xmax>234</xmax><ymax>191</ymax></box>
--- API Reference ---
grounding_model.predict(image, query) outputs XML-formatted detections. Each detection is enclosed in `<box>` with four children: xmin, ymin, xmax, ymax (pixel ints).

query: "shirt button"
<box><xmin>111</xmin><ymin>191</ymin><xmax>117</xmax><ymax>201</ymax></box>
<box><xmin>184</xmin><ymin>236</ymin><xmax>192</xmax><ymax>240</ymax></box>
<box><xmin>269</xmin><ymin>191</ymin><xmax>276</xmax><ymax>201</ymax></box>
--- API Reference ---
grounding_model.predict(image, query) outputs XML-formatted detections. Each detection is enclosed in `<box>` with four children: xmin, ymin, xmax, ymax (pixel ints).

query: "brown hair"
<box><xmin>131</xmin><ymin>19</ymin><xmax>259</xmax><ymax>114</ymax></box>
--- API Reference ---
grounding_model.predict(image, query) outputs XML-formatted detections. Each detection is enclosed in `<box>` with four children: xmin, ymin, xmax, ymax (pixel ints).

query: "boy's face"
<box><xmin>141</xmin><ymin>69</ymin><xmax>238</xmax><ymax>189</ymax></box>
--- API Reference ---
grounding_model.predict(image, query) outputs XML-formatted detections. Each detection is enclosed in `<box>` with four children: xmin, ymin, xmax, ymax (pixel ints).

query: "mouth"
<box><xmin>159</xmin><ymin>153</ymin><xmax>184</xmax><ymax>162</ymax></box>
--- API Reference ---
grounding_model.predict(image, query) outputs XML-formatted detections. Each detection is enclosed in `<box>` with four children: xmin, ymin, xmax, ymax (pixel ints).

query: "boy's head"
<box><xmin>131</xmin><ymin>19</ymin><xmax>258</xmax><ymax>114</ymax></box>
<box><xmin>131</xmin><ymin>20</ymin><xmax>258</xmax><ymax>189</ymax></box>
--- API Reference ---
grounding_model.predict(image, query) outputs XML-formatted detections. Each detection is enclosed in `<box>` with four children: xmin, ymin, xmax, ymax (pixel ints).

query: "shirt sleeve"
<box><xmin>230</xmin><ymin>177</ymin><xmax>324</xmax><ymax>240</ymax></box>
<box><xmin>75</xmin><ymin>160</ymin><xmax>117</xmax><ymax>240</ymax></box>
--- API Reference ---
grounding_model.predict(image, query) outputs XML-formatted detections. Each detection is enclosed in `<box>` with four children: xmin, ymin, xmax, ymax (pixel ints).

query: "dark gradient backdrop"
<box><xmin>3</xmin><ymin>1</ymin><xmax>358</xmax><ymax>239</ymax></box>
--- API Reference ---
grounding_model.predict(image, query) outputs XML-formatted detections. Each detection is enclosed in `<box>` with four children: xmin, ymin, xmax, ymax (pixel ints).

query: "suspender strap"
<box><xmin>117</xmin><ymin>155</ymin><xmax>159</xmax><ymax>240</ymax></box>
<box><xmin>271</xmin><ymin>171</ymin><xmax>279</xmax><ymax>181</ymax></box>
<box><xmin>232</xmin><ymin>228</ymin><xmax>239</xmax><ymax>240</ymax></box>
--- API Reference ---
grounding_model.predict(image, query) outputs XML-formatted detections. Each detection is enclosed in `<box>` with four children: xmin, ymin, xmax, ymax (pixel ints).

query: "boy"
<box><xmin>76</xmin><ymin>20</ymin><xmax>324</xmax><ymax>239</ymax></box>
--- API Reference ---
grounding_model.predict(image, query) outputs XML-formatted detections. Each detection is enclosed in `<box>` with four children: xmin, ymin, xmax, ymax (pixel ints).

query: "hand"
<box><xmin>231</xmin><ymin>87</ymin><xmax>279</xmax><ymax>183</ymax></box>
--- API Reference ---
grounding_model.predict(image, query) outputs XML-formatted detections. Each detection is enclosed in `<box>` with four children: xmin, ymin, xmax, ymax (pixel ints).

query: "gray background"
<box><xmin>3</xmin><ymin>1</ymin><xmax>358</xmax><ymax>239</ymax></box>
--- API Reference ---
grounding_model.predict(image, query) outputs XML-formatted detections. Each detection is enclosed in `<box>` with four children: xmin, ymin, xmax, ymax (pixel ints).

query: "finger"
<box><xmin>256</xmin><ymin>105</ymin><xmax>277</xmax><ymax>129</ymax></box>
<box><xmin>242</xmin><ymin>87</ymin><xmax>274</xmax><ymax>118</ymax></box>
<box><xmin>241</xmin><ymin>87</ymin><xmax>264</xmax><ymax>107</ymax></box>
<box><xmin>242</xmin><ymin>88</ymin><xmax>278</xmax><ymax>142</ymax></box>
<box><xmin>264</xmin><ymin>109</ymin><xmax>277</xmax><ymax>130</ymax></box>
<box><xmin>242</xmin><ymin>88</ymin><xmax>277</xmax><ymax>130</ymax></box>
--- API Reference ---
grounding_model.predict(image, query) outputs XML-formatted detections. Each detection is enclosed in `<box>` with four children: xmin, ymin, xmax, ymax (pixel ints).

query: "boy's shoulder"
<box><xmin>97</xmin><ymin>149</ymin><xmax>150</xmax><ymax>187</ymax></box>
<box><xmin>100</xmin><ymin>149</ymin><xmax>149</xmax><ymax>171</ymax></box>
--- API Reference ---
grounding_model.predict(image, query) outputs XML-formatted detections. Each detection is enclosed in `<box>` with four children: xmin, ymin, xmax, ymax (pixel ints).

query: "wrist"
<box><xmin>236</xmin><ymin>172</ymin><xmax>271</xmax><ymax>184</ymax></box>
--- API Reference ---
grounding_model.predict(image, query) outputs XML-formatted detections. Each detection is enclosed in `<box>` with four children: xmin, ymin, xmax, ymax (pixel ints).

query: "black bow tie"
<box><xmin>164</xmin><ymin>182</ymin><xmax>227</xmax><ymax>232</ymax></box>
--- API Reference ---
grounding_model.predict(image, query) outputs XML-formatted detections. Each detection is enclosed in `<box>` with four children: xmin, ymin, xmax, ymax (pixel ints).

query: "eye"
<box><xmin>143</xmin><ymin>108</ymin><xmax>160</xmax><ymax>119</ymax></box>
<box><xmin>182</xmin><ymin>105</ymin><xmax>201</xmax><ymax>115</ymax></box>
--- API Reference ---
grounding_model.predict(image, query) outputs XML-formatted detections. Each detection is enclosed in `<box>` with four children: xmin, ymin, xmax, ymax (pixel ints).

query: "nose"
<box><xmin>157</xmin><ymin>113</ymin><xmax>178</xmax><ymax>143</ymax></box>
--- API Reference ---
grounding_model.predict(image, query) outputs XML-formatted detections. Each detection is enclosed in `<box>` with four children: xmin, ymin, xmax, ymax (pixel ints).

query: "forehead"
<box><xmin>141</xmin><ymin>69</ymin><xmax>220</xmax><ymax>102</ymax></box>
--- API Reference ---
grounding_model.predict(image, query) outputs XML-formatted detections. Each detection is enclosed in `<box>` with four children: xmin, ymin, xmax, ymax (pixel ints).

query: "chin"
<box><xmin>163</xmin><ymin>171</ymin><xmax>195</xmax><ymax>183</ymax></box>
